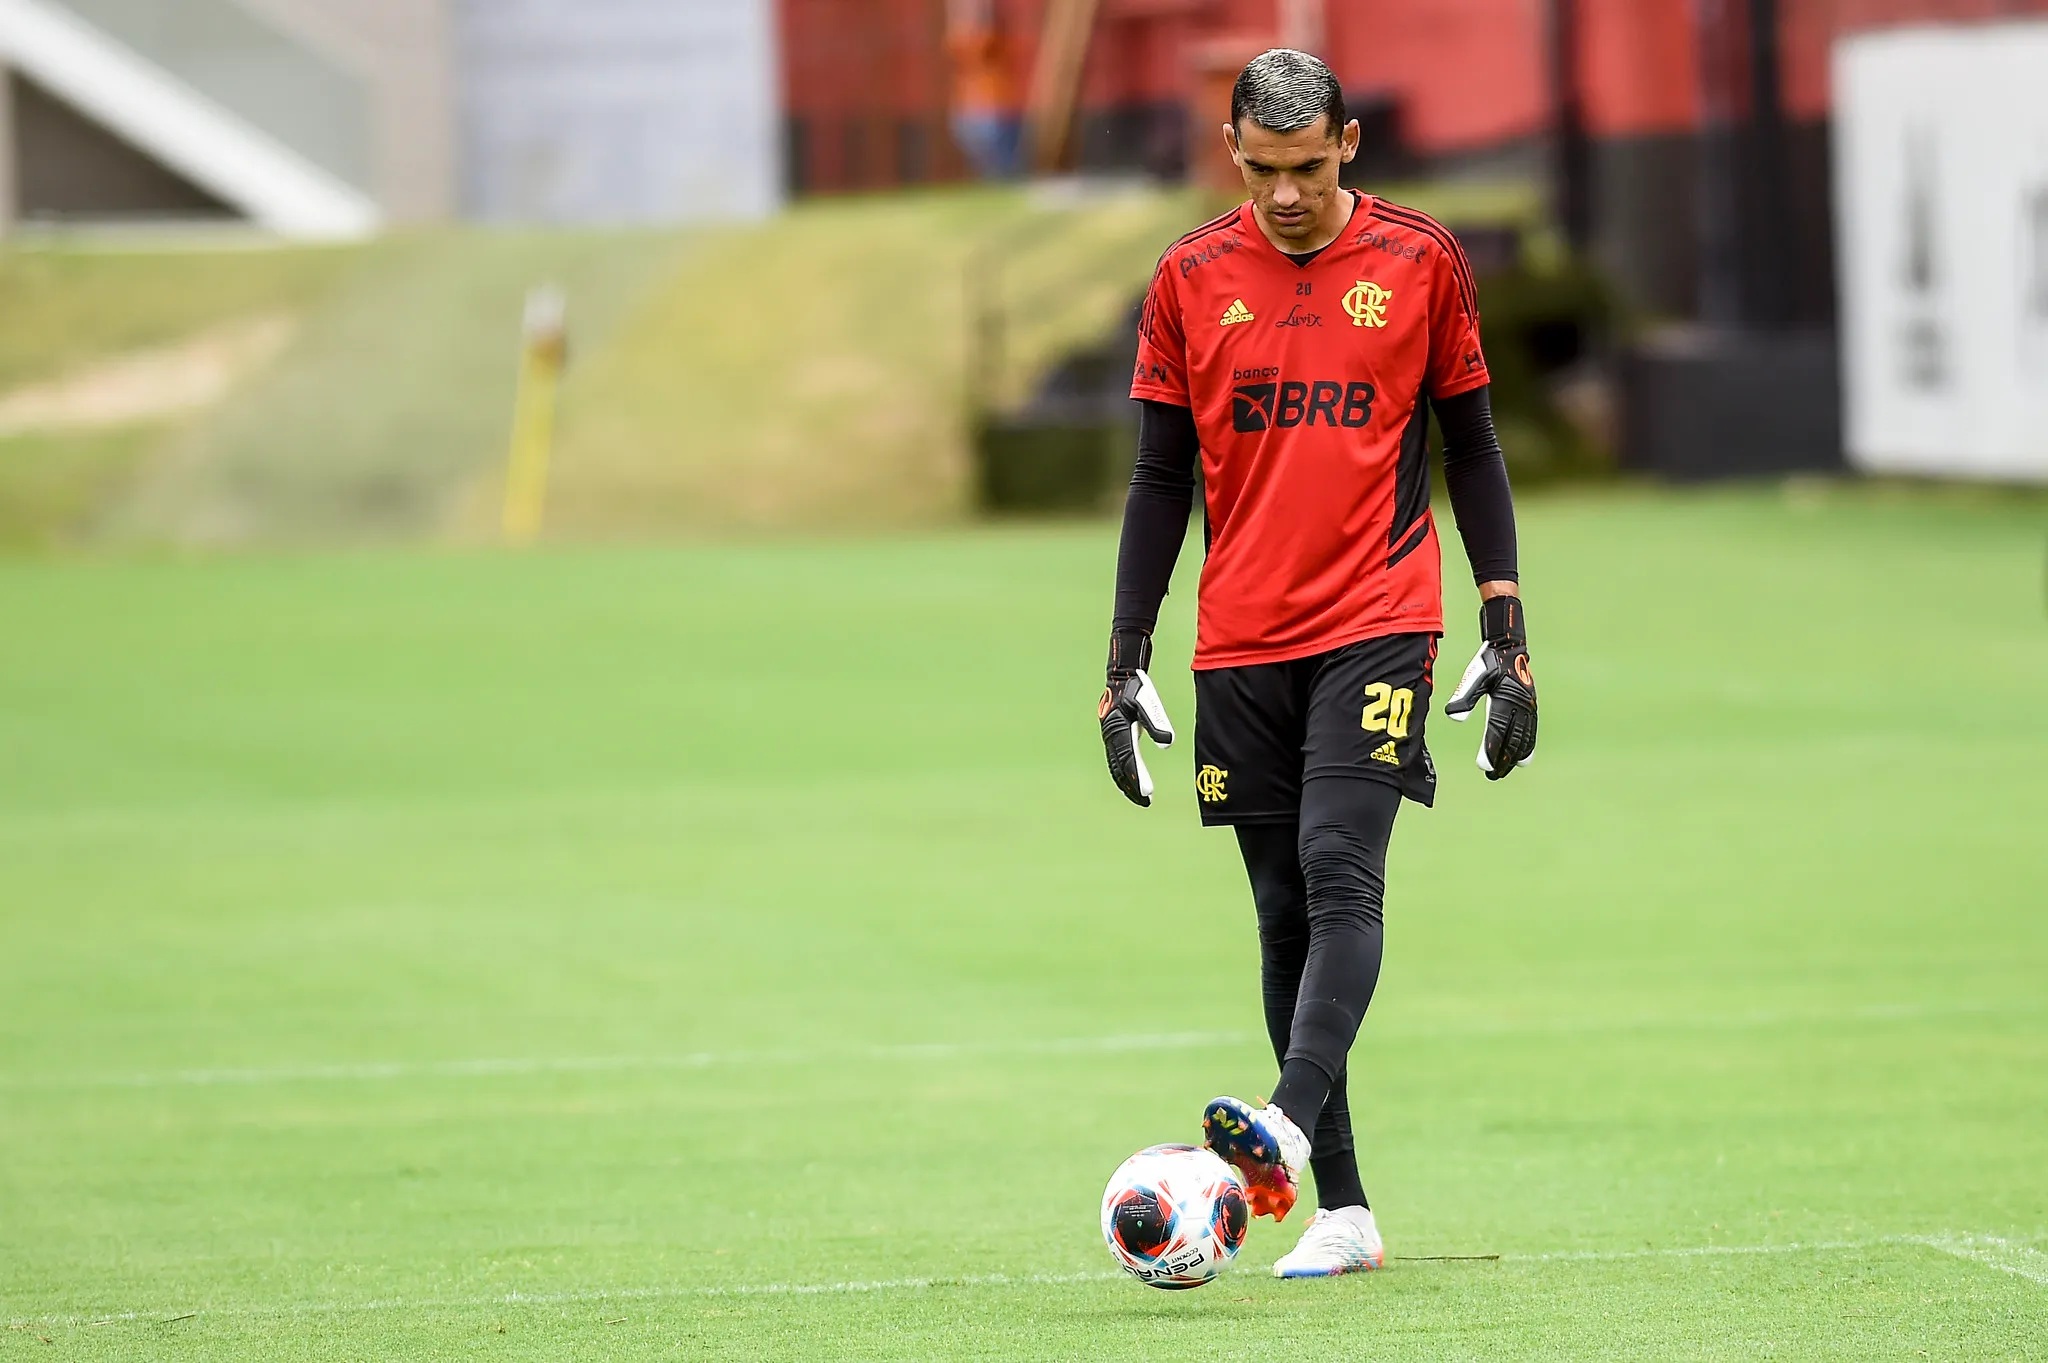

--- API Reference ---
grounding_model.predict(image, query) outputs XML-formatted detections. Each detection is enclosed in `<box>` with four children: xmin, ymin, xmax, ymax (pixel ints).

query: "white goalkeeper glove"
<box><xmin>1099</xmin><ymin>627</ymin><xmax>1175</xmax><ymax>807</ymax></box>
<box><xmin>1443</xmin><ymin>596</ymin><xmax>1538</xmax><ymax>779</ymax></box>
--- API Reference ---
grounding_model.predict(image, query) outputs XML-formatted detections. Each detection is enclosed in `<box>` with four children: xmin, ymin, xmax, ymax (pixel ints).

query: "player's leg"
<box><xmin>1191</xmin><ymin>661</ymin><xmax>1325</xmax><ymax>1219</ymax></box>
<box><xmin>1207</xmin><ymin>775</ymin><xmax>1397</xmax><ymax>1218</ymax></box>
<box><xmin>1207</xmin><ymin>634</ymin><xmax>1434</xmax><ymax>1252</ymax></box>
<box><xmin>1268</xmin><ymin>634</ymin><xmax>1437</xmax><ymax>1275</ymax></box>
<box><xmin>1265</xmin><ymin>774</ymin><xmax>1398</xmax><ymax>1146</ymax></box>
<box><xmin>1235</xmin><ymin>821</ymin><xmax>1370</xmax><ymax>1213</ymax></box>
<box><xmin>1262</xmin><ymin>774</ymin><xmax>1396</xmax><ymax>1276</ymax></box>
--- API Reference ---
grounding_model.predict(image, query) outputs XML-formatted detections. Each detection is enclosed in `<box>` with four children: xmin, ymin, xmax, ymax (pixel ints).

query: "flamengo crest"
<box><xmin>1343</xmin><ymin>281</ymin><xmax>1392</xmax><ymax>328</ymax></box>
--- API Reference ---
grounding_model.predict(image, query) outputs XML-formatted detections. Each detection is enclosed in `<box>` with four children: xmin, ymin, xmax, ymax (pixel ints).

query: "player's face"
<box><xmin>1225</xmin><ymin>116</ymin><xmax>1362</xmax><ymax>243</ymax></box>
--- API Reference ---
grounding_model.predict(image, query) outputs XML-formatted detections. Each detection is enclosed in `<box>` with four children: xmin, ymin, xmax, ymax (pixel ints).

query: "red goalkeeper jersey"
<box><xmin>1130</xmin><ymin>191</ymin><xmax>1489</xmax><ymax>670</ymax></box>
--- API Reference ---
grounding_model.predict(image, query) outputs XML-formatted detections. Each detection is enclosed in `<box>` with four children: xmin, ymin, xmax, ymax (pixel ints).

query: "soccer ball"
<box><xmin>1100</xmin><ymin>1143</ymin><xmax>1250</xmax><ymax>1289</ymax></box>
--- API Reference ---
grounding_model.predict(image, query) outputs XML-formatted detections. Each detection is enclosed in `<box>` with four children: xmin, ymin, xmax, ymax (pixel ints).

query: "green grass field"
<box><xmin>3</xmin><ymin>486</ymin><xmax>2045</xmax><ymax>1359</ymax></box>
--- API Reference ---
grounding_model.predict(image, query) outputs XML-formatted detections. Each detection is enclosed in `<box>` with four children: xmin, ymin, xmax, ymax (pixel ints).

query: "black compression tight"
<box><xmin>1233</xmin><ymin>776</ymin><xmax>1400</xmax><ymax>1210</ymax></box>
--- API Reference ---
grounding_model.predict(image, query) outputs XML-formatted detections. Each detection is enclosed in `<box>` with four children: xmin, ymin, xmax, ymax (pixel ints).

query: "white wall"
<box><xmin>455</xmin><ymin>0</ymin><xmax>781</xmax><ymax>225</ymax></box>
<box><xmin>245</xmin><ymin>0</ymin><xmax>455</xmax><ymax>222</ymax></box>
<box><xmin>1834</xmin><ymin>22</ymin><xmax>2048</xmax><ymax>482</ymax></box>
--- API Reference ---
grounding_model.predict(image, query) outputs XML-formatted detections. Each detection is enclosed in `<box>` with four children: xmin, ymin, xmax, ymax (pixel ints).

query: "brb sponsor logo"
<box><xmin>1230</xmin><ymin>368</ymin><xmax>1376</xmax><ymax>432</ymax></box>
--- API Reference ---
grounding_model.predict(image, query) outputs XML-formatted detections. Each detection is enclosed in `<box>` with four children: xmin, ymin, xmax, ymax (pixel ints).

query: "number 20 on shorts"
<box><xmin>1361</xmin><ymin>683</ymin><xmax>1414</xmax><ymax>739</ymax></box>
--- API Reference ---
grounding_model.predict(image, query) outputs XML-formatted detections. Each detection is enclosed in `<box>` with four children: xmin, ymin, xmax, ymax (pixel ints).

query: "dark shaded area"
<box><xmin>1620</xmin><ymin>329</ymin><xmax>1841</xmax><ymax>479</ymax></box>
<box><xmin>1583</xmin><ymin>121</ymin><xmax>1833</xmax><ymax>326</ymax></box>
<box><xmin>1074</xmin><ymin>102</ymin><xmax>1185</xmax><ymax>180</ymax></box>
<box><xmin>1337</xmin><ymin>93</ymin><xmax>1412</xmax><ymax>186</ymax></box>
<box><xmin>976</xmin><ymin>309</ymin><xmax>1139</xmax><ymax>513</ymax></box>
<box><xmin>9</xmin><ymin>73</ymin><xmax>234</xmax><ymax>221</ymax></box>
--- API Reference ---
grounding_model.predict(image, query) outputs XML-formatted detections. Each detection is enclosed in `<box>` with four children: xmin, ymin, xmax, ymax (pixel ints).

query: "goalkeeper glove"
<box><xmin>1099</xmin><ymin>626</ymin><xmax>1175</xmax><ymax>807</ymax></box>
<box><xmin>1443</xmin><ymin>596</ymin><xmax>1538</xmax><ymax>780</ymax></box>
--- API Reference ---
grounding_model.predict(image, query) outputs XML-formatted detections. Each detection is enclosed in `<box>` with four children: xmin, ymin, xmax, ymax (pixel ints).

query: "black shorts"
<box><xmin>1191</xmin><ymin>632</ymin><xmax>1440</xmax><ymax>825</ymax></box>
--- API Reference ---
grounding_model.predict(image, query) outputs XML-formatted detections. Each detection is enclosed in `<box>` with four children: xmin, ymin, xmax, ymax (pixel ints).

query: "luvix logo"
<box><xmin>1343</xmin><ymin>281</ymin><xmax>1393</xmax><ymax>328</ymax></box>
<box><xmin>1231</xmin><ymin>374</ymin><xmax>1376</xmax><ymax>432</ymax></box>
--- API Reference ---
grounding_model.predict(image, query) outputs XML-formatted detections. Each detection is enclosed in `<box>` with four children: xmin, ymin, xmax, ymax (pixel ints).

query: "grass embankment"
<box><xmin>1</xmin><ymin>486</ymin><xmax>2043</xmax><ymax>1358</ymax></box>
<box><xmin>0</xmin><ymin>187</ymin><xmax>1197</xmax><ymax>549</ymax></box>
<box><xmin>0</xmin><ymin>244</ymin><xmax>347</xmax><ymax>545</ymax></box>
<box><xmin>549</xmin><ymin>186</ymin><xmax>1197</xmax><ymax>536</ymax></box>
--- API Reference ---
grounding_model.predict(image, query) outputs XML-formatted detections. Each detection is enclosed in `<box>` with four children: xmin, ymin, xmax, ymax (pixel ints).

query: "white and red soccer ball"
<box><xmin>1100</xmin><ymin>1143</ymin><xmax>1250</xmax><ymax>1289</ymax></box>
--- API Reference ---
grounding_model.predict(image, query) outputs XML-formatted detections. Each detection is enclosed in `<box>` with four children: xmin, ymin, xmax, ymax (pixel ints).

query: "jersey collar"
<box><xmin>1241</xmin><ymin>189</ymin><xmax>1371</xmax><ymax>265</ymax></box>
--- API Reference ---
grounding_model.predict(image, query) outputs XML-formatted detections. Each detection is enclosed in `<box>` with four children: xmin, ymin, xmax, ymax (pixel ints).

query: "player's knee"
<box><xmin>1297</xmin><ymin>818</ymin><xmax>1386</xmax><ymax>928</ymax></box>
<box><xmin>1237</xmin><ymin>823</ymin><xmax>1309</xmax><ymax>936</ymax></box>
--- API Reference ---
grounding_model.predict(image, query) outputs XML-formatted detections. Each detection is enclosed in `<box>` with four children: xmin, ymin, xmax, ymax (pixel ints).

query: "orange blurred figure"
<box><xmin>946</xmin><ymin>0</ymin><xmax>1022</xmax><ymax>179</ymax></box>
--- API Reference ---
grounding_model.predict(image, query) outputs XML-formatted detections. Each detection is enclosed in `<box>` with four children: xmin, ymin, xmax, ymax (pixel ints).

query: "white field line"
<box><xmin>8</xmin><ymin>999</ymin><xmax>2031</xmax><ymax>1093</ymax></box>
<box><xmin>2</xmin><ymin>1031</ymin><xmax>1252</xmax><ymax>1091</ymax></box>
<box><xmin>15</xmin><ymin>1233</ymin><xmax>2040</xmax><ymax>1329</ymax></box>
<box><xmin>1919</xmin><ymin>1234</ymin><xmax>2048</xmax><ymax>1285</ymax></box>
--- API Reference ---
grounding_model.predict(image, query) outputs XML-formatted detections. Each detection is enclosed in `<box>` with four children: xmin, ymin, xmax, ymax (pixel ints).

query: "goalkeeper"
<box><xmin>1097</xmin><ymin>49</ymin><xmax>1537</xmax><ymax>1280</ymax></box>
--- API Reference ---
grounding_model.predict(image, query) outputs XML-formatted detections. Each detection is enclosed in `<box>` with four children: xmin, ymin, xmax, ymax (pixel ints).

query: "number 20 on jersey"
<box><xmin>1361</xmin><ymin>683</ymin><xmax>1414</xmax><ymax>739</ymax></box>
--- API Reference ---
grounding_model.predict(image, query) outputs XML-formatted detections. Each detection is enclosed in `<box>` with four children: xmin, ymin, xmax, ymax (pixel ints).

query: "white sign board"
<box><xmin>1834</xmin><ymin>23</ymin><xmax>2048</xmax><ymax>481</ymax></box>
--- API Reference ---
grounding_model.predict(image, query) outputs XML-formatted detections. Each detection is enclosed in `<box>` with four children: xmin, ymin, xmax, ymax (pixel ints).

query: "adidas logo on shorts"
<box><xmin>1369</xmin><ymin>741</ymin><xmax>1400</xmax><ymax>767</ymax></box>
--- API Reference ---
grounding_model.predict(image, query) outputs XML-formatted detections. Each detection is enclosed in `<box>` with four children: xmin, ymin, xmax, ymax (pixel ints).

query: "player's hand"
<box><xmin>1099</xmin><ymin>626</ymin><xmax>1175</xmax><ymax>807</ymax></box>
<box><xmin>1443</xmin><ymin>596</ymin><xmax>1537</xmax><ymax>780</ymax></box>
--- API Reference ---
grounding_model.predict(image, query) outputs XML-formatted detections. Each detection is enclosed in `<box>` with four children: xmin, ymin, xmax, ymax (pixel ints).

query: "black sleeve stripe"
<box><xmin>1369</xmin><ymin>204</ymin><xmax>1479</xmax><ymax>319</ymax></box>
<box><xmin>1166</xmin><ymin>206</ymin><xmax>1246</xmax><ymax>254</ymax></box>
<box><xmin>1171</xmin><ymin>210</ymin><xmax>1245</xmax><ymax>258</ymax></box>
<box><xmin>1371</xmin><ymin>204</ymin><xmax>1478</xmax><ymax>314</ymax></box>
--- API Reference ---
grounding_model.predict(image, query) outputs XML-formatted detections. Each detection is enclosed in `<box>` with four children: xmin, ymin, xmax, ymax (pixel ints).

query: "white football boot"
<box><xmin>1272</xmin><ymin>1206</ymin><xmax>1386</xmax><ymax>1278</ymax></box>
<box><xmin>1201</xmin><ymin>1096</ymin><xmax>1312</xmax><ymax>1221</ymax></box>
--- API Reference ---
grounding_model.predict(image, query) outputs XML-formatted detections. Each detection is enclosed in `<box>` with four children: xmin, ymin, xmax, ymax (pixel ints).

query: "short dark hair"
<box><xmin>1230</xmin><ymin>49</ymin><xmax>1345</xmax><ymax>138</ymax></box>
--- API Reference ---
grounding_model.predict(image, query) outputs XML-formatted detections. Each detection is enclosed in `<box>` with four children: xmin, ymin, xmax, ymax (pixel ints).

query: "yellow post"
<box><xmin>502</xmin><ymin>284</ymin><xmax>567</xmax><ymax>544</ymax></box>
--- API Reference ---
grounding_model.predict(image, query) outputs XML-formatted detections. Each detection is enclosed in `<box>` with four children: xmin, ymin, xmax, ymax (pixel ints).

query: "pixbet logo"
<box><xmin>1178</xmin><ymin>236</ymin><xmax>1238</xmax><ymax>277</ymax></box>
<box><xmin>1231</xmin><ymin>373</ymin><xmax>1376</xmax><ymax>432</ymax></box>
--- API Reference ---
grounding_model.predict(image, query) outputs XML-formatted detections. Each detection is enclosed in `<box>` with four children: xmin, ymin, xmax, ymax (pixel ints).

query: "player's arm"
<box><xmin>1434</xmin><ymin>384</ymin><xmax>1537</xmax><ymax>778</ymax></box>
<box><xmin>1100</xmin><ymin>399</ymin><xmax>1197</xmax><ymax>806</ymax></box>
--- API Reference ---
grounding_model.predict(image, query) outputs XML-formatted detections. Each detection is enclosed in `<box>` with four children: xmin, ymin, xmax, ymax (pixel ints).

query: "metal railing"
<box><xmin>53</xmin><ymin>0</ymin><xmax>371</xmax><ymax>191</ymax></box>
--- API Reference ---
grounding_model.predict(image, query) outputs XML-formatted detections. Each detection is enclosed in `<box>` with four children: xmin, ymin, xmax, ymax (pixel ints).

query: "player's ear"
<box><xmin>1339</xmin><ymin>119</ymin><xmax>1361</xmax><ymax>164</ymax></box>
<box><xmin>1222</xmin><ymin>121</ymin><xmax>1241</xmax><ymax>166</ymax></box>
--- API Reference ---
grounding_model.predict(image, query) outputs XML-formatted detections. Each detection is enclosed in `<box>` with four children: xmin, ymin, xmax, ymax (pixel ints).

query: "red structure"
<box><xmin>782</xmin><ymin>0</ymin><xmax>2048</xmax><ymax>187</ymax></box>
<box><xmin>778</xmin><ymin>0</ymin><xmax>2048</xmax><ymax>314</ymax></box>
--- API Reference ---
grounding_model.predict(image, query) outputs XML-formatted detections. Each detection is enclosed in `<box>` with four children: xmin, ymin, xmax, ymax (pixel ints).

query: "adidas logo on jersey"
<box><xmin>1369</xmin><ymin>741</ymin><xmax>1401</xmax><ymax>767</ymax></box>
<box><xmin>1219</xmin><ymin>299</ymin><xmax>1255</xmax><ymax>327</ymax></box>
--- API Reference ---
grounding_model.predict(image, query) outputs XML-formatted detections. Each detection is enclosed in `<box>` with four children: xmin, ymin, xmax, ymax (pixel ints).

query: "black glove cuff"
<box><xmin>1480</xmin><ymin>596</ymin><xmax>1527</xmax><ymax>650</ymax></box>
<box><xmin>1107</xmin><ymin>626</ymin><xmax>1153</xmax><ymax>680</ymax></box>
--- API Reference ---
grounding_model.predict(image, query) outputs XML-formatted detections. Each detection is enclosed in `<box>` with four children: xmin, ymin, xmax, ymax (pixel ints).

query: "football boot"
<box><xmin>1271</xmin><ymin>1206</ymin><xmax>1386</xmax><ymax>1278</ymax></box>
<box><xmin>1201</xmin><ymin>1096</ymin><xmax>1311</xmax><ymax>1221</ymax></box>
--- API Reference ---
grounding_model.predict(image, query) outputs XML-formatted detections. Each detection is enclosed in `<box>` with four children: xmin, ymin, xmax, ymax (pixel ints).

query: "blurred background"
<box><xmin>0</xmin><ymin>0</ymin><xmax>2044</xmax><ymax>549</ymax></box>
<box><xmin>3</xmin><ymin>6</ymin><xmax>2046</xmax><ymax>1351</ymax></box>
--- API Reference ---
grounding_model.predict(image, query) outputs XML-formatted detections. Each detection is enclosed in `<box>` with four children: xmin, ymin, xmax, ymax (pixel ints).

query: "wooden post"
<box><xmin>1277</xmin><ymin>0</ymin><xmax>1324</xmax><ymax>55</ymax></box>
<box><xmin>1548</xmin><ymin>0</ymin><xmax>1592</xmax><ymax>253</ymax></box>
<box><xmin>1189</xmin><ymin>34</ymin><xmax>1273</xmax><ymax>197</ymax></box>
<box><xmin>0</xmin><ymin>62</ymin><xmax>15</xmax><ymax>238</ymax></box>
<box><xmin>1023</xmin><ymin>0</ymin><xmax>1100</xmax><ymax>175</ymax></box>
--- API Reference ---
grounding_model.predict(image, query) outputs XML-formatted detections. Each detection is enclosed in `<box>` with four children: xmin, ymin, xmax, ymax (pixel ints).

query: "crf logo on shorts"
<box><xmin>1231</xmin><ymin>380</ymin><xmax>1377</xmax><ymax>432</ymax></box>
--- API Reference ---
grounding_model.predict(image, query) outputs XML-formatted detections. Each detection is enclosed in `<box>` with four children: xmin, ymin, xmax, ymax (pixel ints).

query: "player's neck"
<box><xmin>1251</xmin><ymin>188</ymin><xmax>1358</xmax><ymax>257</ymax></box>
